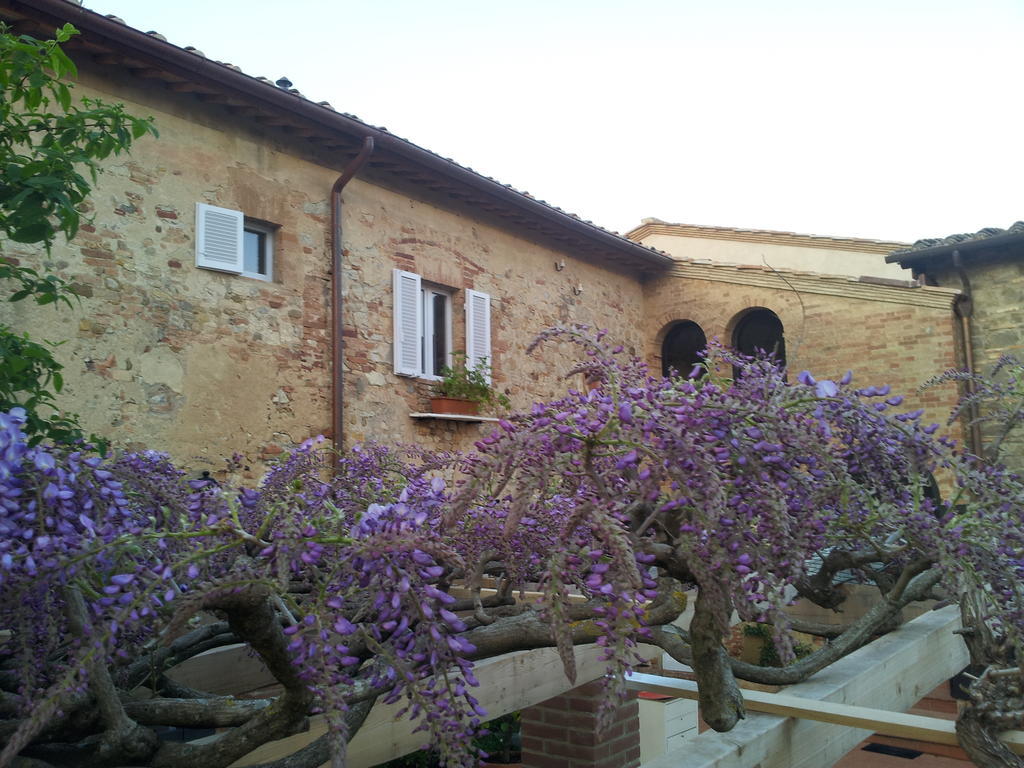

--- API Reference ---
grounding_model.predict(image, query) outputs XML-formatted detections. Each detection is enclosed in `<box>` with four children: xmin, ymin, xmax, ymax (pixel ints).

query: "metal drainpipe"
<box><xmin>331</xmin><ymin>137</ymin><xmax>375</xmax><ymax>452</ymax></box>
<box><xmin>950</xmin><ymin>249</ymin><xmax>984</xmax><ymax>457</ymax></box>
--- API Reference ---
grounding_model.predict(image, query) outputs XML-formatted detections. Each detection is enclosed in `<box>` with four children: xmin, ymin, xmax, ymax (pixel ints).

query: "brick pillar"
<box><xmin>520</xmin><ymin>680</ymin><xmax>641</xmax><ymax>768</ymax></box>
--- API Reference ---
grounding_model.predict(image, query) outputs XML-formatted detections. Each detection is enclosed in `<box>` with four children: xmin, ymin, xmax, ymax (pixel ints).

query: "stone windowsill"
<box><xmin>409</xmin><ymin>412</ymin><xmax>500</xmax><ymax>423</ymax></box>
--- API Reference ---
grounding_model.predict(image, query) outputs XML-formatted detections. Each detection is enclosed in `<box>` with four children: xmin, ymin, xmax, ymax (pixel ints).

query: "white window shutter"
<box><xmin>465</xmin><ymin>289</ymin><xmax>492</xmax><ymax>383</ymax></box>
<box><xmin>393</xmin><ymin>269</ymin><xmax>423</xmax><ymax>376</ymax></box>
<box><xmin>195</xmin><ymin>203</ymin><xmax>244</xmax><ymax>273</ymax></box>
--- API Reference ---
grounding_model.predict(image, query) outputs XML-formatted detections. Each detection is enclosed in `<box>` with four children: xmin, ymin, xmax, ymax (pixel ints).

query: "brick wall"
<box><xmin>642</xmin><ymin>269</ymin><xmax>963</xmax><ymax>437</ymax></box>
<box><xmin>520</xmin><ymin>681</ymin><xmax>641</xmax><ymax>768</ymax></box>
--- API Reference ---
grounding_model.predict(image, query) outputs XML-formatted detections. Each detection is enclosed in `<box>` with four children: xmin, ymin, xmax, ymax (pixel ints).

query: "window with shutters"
<box><xmin>195</xmin><ymin>203</ymin><xmax>274</xmax><ymax>281</ymax></box>
<box><xmin>464</xmin><ymin>289</ymin><xmax>492</xmax><ymax>384</ymax></box>
<box><xmin>393</xmin><ymin>269</ymin><xmax>491</xmax><ymax>381</ymax></box>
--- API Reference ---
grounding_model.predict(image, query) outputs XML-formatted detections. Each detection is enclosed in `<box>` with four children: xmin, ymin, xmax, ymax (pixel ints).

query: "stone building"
<box><xmin>888</xmin><ymin>221</ymin><xmax>1024</xmax><ymax>469</ymax></box>
<box><xmin>1</xmin><ymin>0</ymin><xmax>677</xmax><ymax>478</ymax></box>
<box><xmin>0</xmin><ymin>0</ymin><xmax>964</xmax><ymax>480</ymax></box>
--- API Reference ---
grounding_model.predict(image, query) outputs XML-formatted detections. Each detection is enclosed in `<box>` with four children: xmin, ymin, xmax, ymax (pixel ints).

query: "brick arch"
<box><xmin>655</xmin><ymin>319</ymin><xmax>709</xmax><ymax>377</ymax></box>
<box><xmin>725</xmin><ymin>304</ymin><xmax>769</xmax><ymax>338</ymax></box>
<box><xmin>641</xmin><ymin>279</ymin><xmax>807</xmax><ymax>373</ymax></box>
<box><xmin>724</xmin><ymin>294</ymin><xmax>806</xmax><ymax>351</ymax></box>
<box><xmin>646</xmin><ymin>308</ymin><xmax>720</xmax><ymax>371</ymax></box>
<box><xmin>728</xmin><ymin>305</ymin><xmax>787</xmax><ymax>367</ymax></box>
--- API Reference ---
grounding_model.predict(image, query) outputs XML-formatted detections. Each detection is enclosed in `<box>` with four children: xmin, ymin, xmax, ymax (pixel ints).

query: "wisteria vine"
<box><xmin>1</xmin><ymin>328</ymin><xmax>1022</xmax><ymax>768</ymax></box>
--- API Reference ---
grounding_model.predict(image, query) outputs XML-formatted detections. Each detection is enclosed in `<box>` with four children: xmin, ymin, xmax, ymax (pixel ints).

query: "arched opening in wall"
<box><xmin>731</xmin><ymin>308</ymin><xmax>786</xmax><ymax>376</ymax></box>
<box><xmin>661</xmin><ymin>320</ymin><xmax>707</xmax><ymax>378</ymax></box>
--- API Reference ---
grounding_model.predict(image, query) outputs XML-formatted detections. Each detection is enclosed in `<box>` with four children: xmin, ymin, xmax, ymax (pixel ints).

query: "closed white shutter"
<box><xmin>465</xmin><ymin>289</ymin><xmax>492</xmax><ymax>383</ymax></box>
<box><xmin>195</xmin><ymin>203</ymin><xmax>244</xmax><ymax>273</ymax></box>
<box><xmin>393</xmin><ymin>269</ymin><xmax>423</xmax><ymax>376</ymax></box>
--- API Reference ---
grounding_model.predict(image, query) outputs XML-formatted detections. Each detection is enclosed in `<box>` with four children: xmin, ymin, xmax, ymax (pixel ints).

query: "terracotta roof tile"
<box><xmin>891</xmin><ymin>221</ymin><xmax>1024</xmax><ymax>257</ymax></box>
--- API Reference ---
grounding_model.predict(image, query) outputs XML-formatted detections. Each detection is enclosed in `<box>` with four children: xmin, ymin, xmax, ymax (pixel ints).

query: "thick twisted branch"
<box><xmin>462</xmin><ymin>577</ymin><xmax>688</xmax><ymax>660</ymax></box>
<box><xmin>123</xmin><ymin>697</ymin><xmax>273</xmax><ymax>728</ymax></box>
<box><xmin>645</xmin><ymin>567</ymin><xmax>944</xmax><ymax>688</ymax></box>
<box><xmin>245</xmin><ymin>697</ymin><xmax>377</xmax><ymax>768</ymax></box>
<box><xmin>689</xmin><ymin>587</ymin><xmax>744</xmax><ymax>731</ymax></box>
<box><xmin>793</xmin><ymin>547</ymin><xmax>900</xmax><ymax>609</ymax></box>
<box><xmin>150</xmin><ymin>584</ymin><xmax>313</xmax><ymax>768</ymax></box>
<box><xmin>64</xmin><ymin>587</ymin><xmax>159</xmax><ymax>765</ymax></box>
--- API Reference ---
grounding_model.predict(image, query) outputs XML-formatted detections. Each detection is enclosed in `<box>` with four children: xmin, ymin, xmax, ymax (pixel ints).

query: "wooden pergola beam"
<box><xmin>175</xmin><ymin>605</ymin><xmax>990</xmax><ymax>768</ymax></box>
<box><xmin>222</xmin><ymin>643</ymin><xmax>642</xmax><ymax>767</ymax></box>
<box><xmin>627</xmin><ymin>672</ymin><xmax>1024</xmax><ymax>755</ymax></box>
<box><xmin>634</xmin><ymin>606</ymin><xmax>973</xmax><ymax>768</ymax></box>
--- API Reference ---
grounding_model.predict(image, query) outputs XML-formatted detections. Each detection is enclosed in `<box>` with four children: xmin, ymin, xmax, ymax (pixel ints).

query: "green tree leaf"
<box><xmin>0</xmin><ymin>22</ymin><xmax>156</xmax><ymax>447</ymax></box>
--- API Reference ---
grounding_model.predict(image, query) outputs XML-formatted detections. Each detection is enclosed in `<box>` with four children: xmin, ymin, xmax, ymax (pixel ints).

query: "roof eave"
<box><xmin>11</xmin><ymin>0</ymin><xmax>673</xmax><ymax>273</ymax></box>
<box><xmin>887</xmin><ymin>230</ymin><xmax>1024</xmax><ymax>266</ymax></box>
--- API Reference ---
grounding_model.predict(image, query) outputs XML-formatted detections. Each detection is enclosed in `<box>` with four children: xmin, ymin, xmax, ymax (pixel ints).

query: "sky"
<box><xmin>84</xmin><ymin>0</ymin><xmax>1023</xmax><ymax>244</ymax></box>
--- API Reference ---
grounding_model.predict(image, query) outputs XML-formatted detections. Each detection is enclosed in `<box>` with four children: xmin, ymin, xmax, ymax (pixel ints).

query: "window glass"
<box><xmin>431</xmin><ymin>292</ymin><xmax>448</xmax><ymax>376</ymax></box>
<box><xmin>243</xmin><ymin>229</ymin><xmax>266</xmax><ymax>276</ymax></box>
<box><xmin>421</xmin><ymin>286</ymin><xmax>451</xmax><ymax>378</ymax></box>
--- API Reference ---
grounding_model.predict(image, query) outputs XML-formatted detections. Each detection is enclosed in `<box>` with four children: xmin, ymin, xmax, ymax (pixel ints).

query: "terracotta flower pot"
<box><xmin>430</xmin><ymin>396</ymin><xmax>480</xmax><ymax>416</ymax></box>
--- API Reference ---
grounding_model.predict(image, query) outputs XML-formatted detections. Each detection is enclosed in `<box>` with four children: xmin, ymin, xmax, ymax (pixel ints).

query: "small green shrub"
<box><xmin>374</xmin><ymin>711</ymin><xmax>521</xmax><ymax>767</ymax></box>
<box><xmin>432</xmin><ymin>353</ymin><xmax>509</xmax><ymax>408</ymax></box>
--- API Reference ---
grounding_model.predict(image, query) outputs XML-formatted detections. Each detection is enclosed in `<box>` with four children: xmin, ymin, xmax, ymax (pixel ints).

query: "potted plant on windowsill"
<box><xmin>430</xmin><ymin>355</ymin><xmax>509</xmax><ymax>416</ymax></box>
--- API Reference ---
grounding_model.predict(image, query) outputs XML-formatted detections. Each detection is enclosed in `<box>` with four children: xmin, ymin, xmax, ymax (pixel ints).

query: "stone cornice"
<box><xmin>667</xmin><ymin>261</ymin><xmax>960</xmax><ymax>309</ymax></box>
<box><xmin>628</xmin><ymin>222</ymin><xmax>908</xmax><ymax>256</ymax></box>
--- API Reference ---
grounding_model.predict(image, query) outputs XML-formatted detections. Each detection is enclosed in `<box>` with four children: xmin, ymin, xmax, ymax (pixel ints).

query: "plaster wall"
<box><xmin>639</xmin><ymin>232</ymin><xmax>910</xmax><ymax>280</ymax></box>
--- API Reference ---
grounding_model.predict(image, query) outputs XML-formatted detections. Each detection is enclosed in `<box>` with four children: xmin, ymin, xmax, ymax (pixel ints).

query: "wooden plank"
<box><xmin>225</xmin><ymin>643</ymin><xmax>656</xmax><ymax>767</ymax></box>
<box><xmin>167</xmin><ymin>644</ymin><xmax>275</xmax><ymax>695</ymax></box>
<box><xmin>636</xmin><ymin>606</ymin><xmax>972</xmax><ymax>768</ymax></box>
<box><xmin>628</xmin><ymin>672</ymin><xmax>1024</xmax><ymax>753</ymax></box>
<box><xmin>630</xmin><ymin>671</ymin><xmax>1024</xmax><ymax>757</ymax></box>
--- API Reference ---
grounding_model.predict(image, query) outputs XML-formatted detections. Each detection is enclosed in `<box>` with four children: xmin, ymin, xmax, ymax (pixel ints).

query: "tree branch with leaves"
<box><xmin>0</xmin><ymin>21</ymin><xmax>156</xmax><ymax>446</ymax></box>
